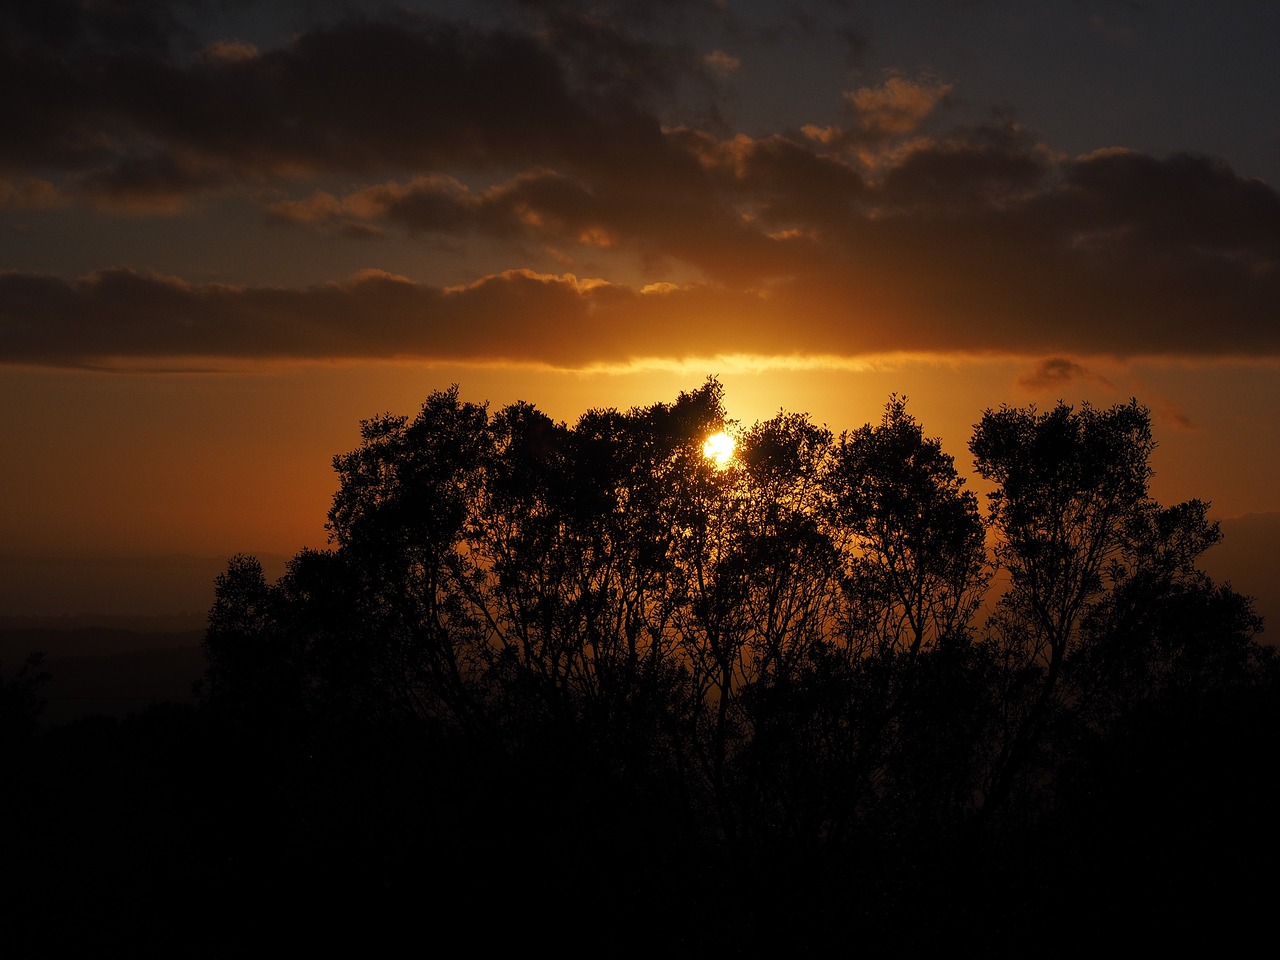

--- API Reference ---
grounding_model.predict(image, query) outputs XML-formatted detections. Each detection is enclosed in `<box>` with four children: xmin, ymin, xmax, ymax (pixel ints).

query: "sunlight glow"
<box><xmin>703</xmin><ymin>431</ymin><xmax>736</xmax><ymax>466</ymax></box>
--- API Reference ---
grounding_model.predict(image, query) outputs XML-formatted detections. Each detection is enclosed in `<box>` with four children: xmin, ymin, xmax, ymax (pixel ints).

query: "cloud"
<box><xmin>74</xmin><ymin>154</ymin><xmax>231</xmax><ymax>213</ymax></box>
<box><xmin>875</xmin><ymin>120</ymin><xmax>1055</xmax><ymax>210</ymax></box>
<box><xmin>0</xmin><ymin>178</ymin><xmax>68</xmax><ymax>210</ymax></box>
<box><xmin>1017</xmin><ymin>358</ymin><xmax>1113</xmax><ymax>391</ymax></box>
<box><xmin>0</xmin><ymin>268</ymin><xmax>771</xmax><ymax>368</ymax></box>
<box><xmin>238</xmin><ymin>116</ymin><xmax>1280</xmax><ymax>356</ymax></box>
<box><xmin>844</xmin><ymin>76</ymin><xmax>955</xmax><ymax>141</ymax></box>
<box><xmin>1063</xmin><ymin>148</ymin><xmax>1280</xmax><ymax>254</ymax></box>
<box><xmin>268</xmin><ymin>171</ymin><xmax>610</xmax><ymax>243</ymax></box>
<box><xmin>702</xmin><ymin>50</ymin><xmax>740</xmax><ymax>77</ymax></box>
<box><xmin>1152</xmin><ymin>397</ymin><xmax>1195</xmax><ymax>431</ymax></box>
<box><xmin>198</xmin><ymin>39</ymin><xmax>260</xmax><ymax>64</ymax></box>
<box><xmin>4</xmin><ymin>6</ymin><xmax>1279</xmax><ymax>367</ymax></box>
<box><xmin>5</xmin><ymin>241</ymin><xmax>1280</xmax><ymax>370</ymax></box>
<box><xmin>0</xmin><ymin>10</ymin><xmax>683</xmax><ymax>185</ymax></box>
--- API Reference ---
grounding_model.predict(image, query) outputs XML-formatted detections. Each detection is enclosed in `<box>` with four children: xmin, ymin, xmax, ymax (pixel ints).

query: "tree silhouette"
<box><xmin>326</xmin><ymin>385</ymin><xmax>490</xmax><ymax>730</ymax></box>
<box><xmin>828</xmin><ymin>394</ymin><xmax>989</xmax><ymax>658</ymax></box>
<box><xmin>1</xmin><ymin>652</ymin><xmax>50</xmax><ymax>746</ymax></box>
<box><xmin>191</xmin><ymin>379</ymin><xmax>1274</xmax><ymax>952</ymax></box>
<box><xmin>964</xmin><ymin>398</ymin><xmax>1272</xmax><ymax>830</ymax></box>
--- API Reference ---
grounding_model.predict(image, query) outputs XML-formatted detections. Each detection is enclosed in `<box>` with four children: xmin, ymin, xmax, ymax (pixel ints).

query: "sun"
<box><xmin>702</xmin><ymin>431</ymin><xmax>736</xmax><ymax>467</ymax></box>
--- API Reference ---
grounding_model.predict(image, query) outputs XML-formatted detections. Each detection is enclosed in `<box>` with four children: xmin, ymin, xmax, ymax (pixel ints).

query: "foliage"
<box><xmin>193</xmin><ymin>380</ymin><xmax>1272</xmax><ymax>946</ymax></box>
<box><xmin>0</xmin><ymin>652</ymin><xmax>51</xmax><ymax>744</ymax></box>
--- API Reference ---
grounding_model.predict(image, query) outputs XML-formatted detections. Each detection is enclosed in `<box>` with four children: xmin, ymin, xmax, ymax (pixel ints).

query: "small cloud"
<box><xmin>576</xmin><ymin>226</ymin><xmax>617</xmax><ymax>247</ymax></box>
<box><xmin>199</xmin><ymin>40</ymin><xmax>261</xmax><ymax>63</ymax></box>
<box><xmin>641</xmin><ymin>282</ymin><xmax>683</xmax><ymax>295</ymax></box>
<box><xmin>801</xmin><ymin>124</ymin><xmax>841</xmax><ymax>146</ymax></box>
<box><xmin>1152</xmin><ymin>397</ymin><xmax>1195</xmax><ymax>431</ymax></box>
<box><xmin>345</xmin><ymin>268</ymin><xmax>414</xmax><ymax>285</ymax></box>
<box><xmin>844</xmin><ymin>75</ymin><xmax>954</xmax><ymax>140</ymax></box>
<box><xmin>266</xmin><ymin>190</ymin><xmax>348</xmax><ymax>225</ymax></box>
<box><xmin>0</xmin><ymin>178</ymin><xmax>68</xmax><ymax>210</ymax></box>
<box><xmin>703</xmin><ymin>50</ymin><xmax>740</xmax><ymax>78</ymax></box>
<box><xmin>1018</xmin><ymin>357</ymin><xmax>1114</xmax><ymax>390</ymax></box>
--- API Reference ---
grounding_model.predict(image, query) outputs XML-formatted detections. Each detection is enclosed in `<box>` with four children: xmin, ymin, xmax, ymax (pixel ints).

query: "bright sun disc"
<box><xmin>702</xmin><ymin>431</ymin><xmax>735</xmax><ymax>466</ymax></box>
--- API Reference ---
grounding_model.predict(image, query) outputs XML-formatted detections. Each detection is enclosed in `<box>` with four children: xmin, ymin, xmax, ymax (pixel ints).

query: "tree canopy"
<box><xmin>193</xmin><ymin>379</ymin><xmax>1275</xmax><ymax>952</ymax></box>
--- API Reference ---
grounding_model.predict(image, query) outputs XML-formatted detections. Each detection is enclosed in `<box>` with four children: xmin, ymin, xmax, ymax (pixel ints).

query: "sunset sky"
<box><xmin>3</xmin><ymin>0</ymin><xmax>1278</xmax><ymax>628</ymax></box>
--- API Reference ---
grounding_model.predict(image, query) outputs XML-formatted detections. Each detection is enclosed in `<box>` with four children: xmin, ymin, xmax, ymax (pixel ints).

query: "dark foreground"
<box><xmin>4</xmin><ymin>683</ymin><xmax>1277</xmax><ymax>959</ymax></box>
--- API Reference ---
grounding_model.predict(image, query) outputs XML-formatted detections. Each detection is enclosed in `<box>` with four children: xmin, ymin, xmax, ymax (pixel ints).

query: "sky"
<box><xmin>2</xmin><ymin>0</ymin><xmax>1279</xmax><ymax>629</ymax></box>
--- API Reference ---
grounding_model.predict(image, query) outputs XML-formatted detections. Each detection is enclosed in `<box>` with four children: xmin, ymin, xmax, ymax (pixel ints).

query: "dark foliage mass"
<box><xmin>5</xmin><ymin>380</ymin><xmax>1277</xmax><ymax>957</ymax></box>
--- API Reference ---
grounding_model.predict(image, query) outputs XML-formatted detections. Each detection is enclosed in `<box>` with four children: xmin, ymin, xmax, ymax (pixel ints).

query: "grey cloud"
<box><xmin>0</xmin><ymin>268</ymin><xmax>629</xmax><ymax>367</ymax></box>
<box><xmin>74</xmin><ymin>153</ymin><xmax>232</xmax><ymax>211</ymax></box>
<box><xmin>1062</xmin><ymin>150</ymin><xmax>1280</xmax><ymax>254</ymax></box>
<box><xmin>877</xmin><ymin>120</ymin><xmax>1054</xmax><ymax>212</ymax></box>
<box><xmin>5</xmin><ymin>238</ymin><xmax>1280</xmax><ymax>370</ymax></box>
<box><xmin>0</xmin><ymin>9</ymin><xmax>684</xmax><ymax>185</ymax></box>
<box><xmin>1017</xmin><ymin>358</ymin><xmax>1113</xmax><ymax>390</ymax></box>
<box><xmin>0</xmin><ymin>267</ymin><xmax>806</xmax><ymax>368</ymax></box>
<box><xmin>4</xmin><ymin>5</ymin><xmax>1279</xmax><ymax>364</ymax></box>
<box><xmin>238</xmin><ymin>117</ymin><xmax>1280</xmax><ymax>358</ymax></box>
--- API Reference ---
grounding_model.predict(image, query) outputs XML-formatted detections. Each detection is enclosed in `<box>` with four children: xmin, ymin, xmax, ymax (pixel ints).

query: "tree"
<box><xmin>827</xmin><ymin>395</ymin><xmax>989</xmax><ymax>658</ymax></box>
<box><xmin>193</xmin><ymin>380</ymin><xmax>1273</xmax><ymax>936</ymax></box>
<box><xmin>0</xmin><ymin>652</ymin><xmax>50</xmax><ymax>744</ymax></box>
<box><xmin>971</xmin><ymin>400</ymin><xmax>1155</xmax><ymax>675</ymax></box>
<box><xmin>968</xmin><ymin>398</ymin><xmax>1265</xmax><ymax>827</ymax></box>
<box><xmin>1069</xmin><ymin>498</ymin><xmax>1268</xmax><ymax>724</ymax></box>
<box><xmin>708</xmin><ymin>410</ymin><xmax>844</xmax><ymax>851</ymax></box>
<box><xmin>815</xmin><ymin>396</ymin><xmax>993</xmax><ymax>844</ymax></box>
<box><xmin>326</xmin><ymin>385</ymin><xmax>492</xmax><ymax>729</ymax></box>
<box><xmin>202</xmin><ymin>553</ymin><xmax>284</xmax><ymax>717</ymax></box>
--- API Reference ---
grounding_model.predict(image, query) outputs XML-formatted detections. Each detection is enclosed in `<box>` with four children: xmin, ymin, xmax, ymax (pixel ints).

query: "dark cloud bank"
<box><xmin>3</xmin><ymin>2</ymin><xmax>1277</xmax><ymax>366</ymax></box>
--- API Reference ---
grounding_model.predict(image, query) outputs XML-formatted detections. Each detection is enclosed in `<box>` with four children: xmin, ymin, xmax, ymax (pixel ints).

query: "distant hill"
<box><xmin>0</xmin><ymin>625</ymin><xmax>205</xmax><ymax>726</ymax></box>
<box><xmin>0</xmin><ymin>552</ymin><xmax>290</xmax><ymax>624</ymax></box>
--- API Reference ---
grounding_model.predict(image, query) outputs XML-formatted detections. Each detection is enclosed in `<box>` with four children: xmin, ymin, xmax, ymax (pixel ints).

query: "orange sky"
<box><xmin>3</xmin><ymin>355</ymin><xmax>1276</xmax><ymax>629</ymax></box>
